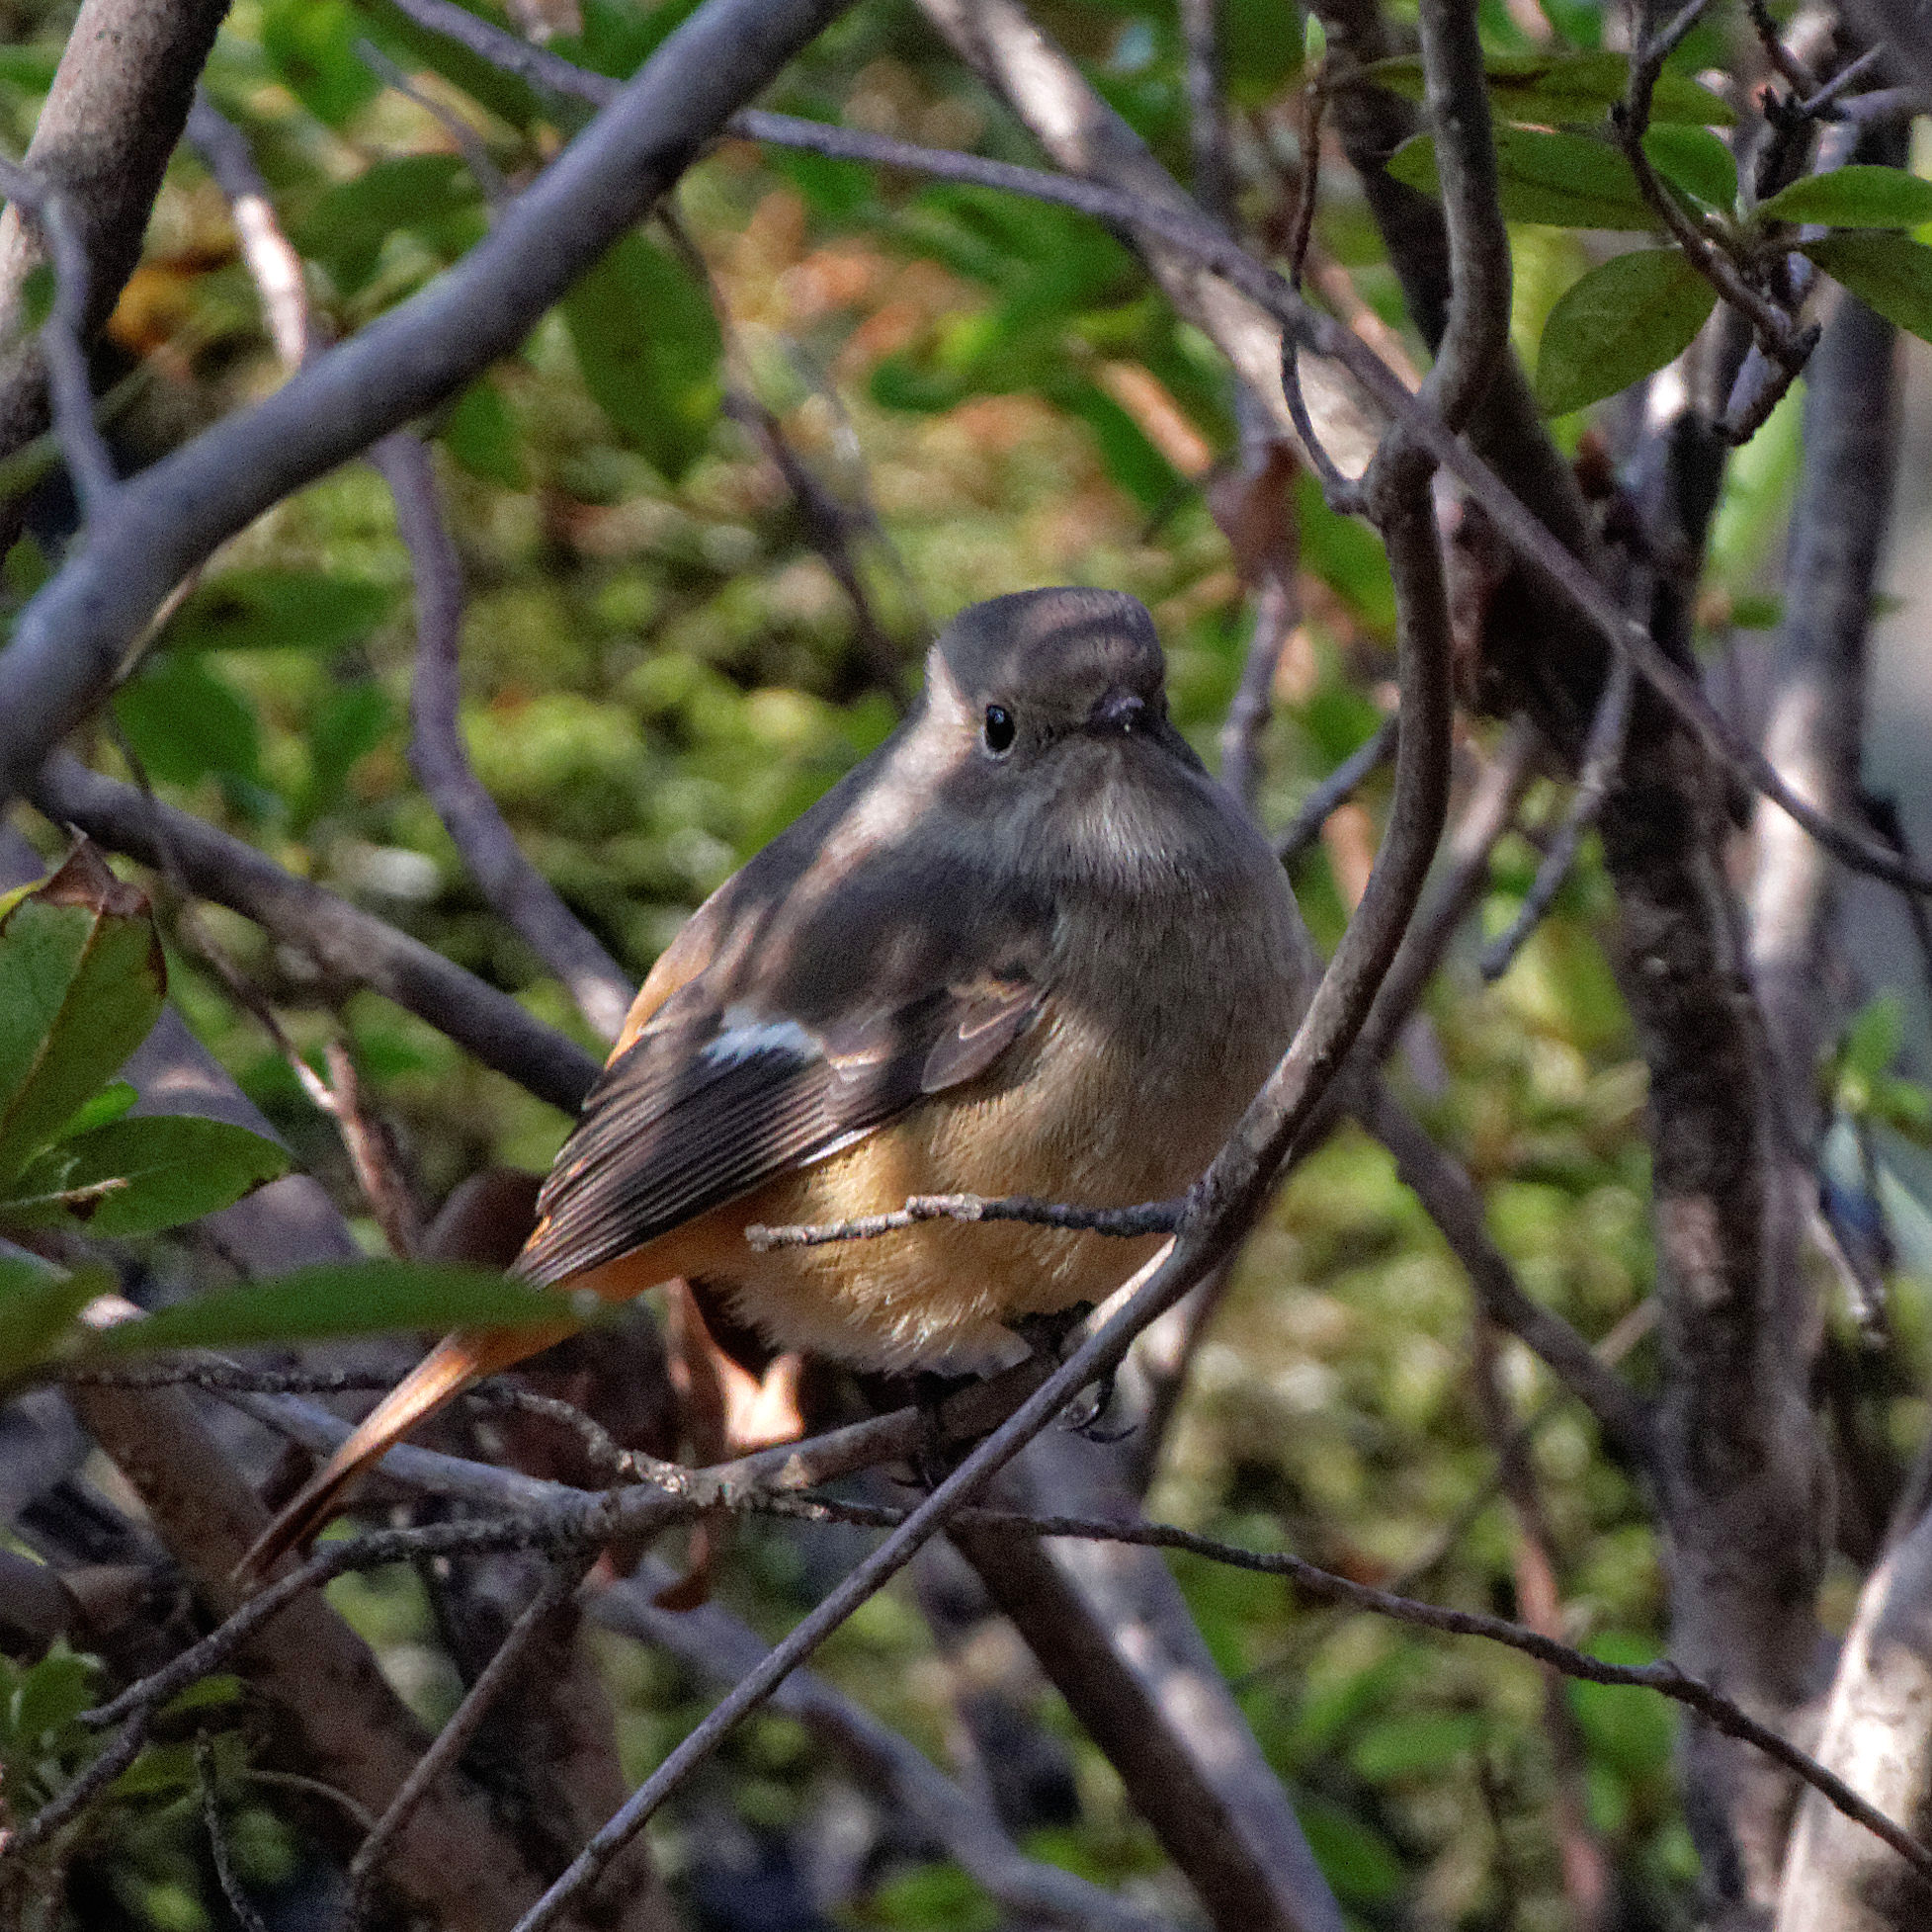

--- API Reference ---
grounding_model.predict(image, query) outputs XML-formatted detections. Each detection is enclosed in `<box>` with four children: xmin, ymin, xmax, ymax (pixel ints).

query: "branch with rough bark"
<box><xmin>0</xmin><ymin>0</ymin><xmax>227</xmax><ymax>475</ymax></box>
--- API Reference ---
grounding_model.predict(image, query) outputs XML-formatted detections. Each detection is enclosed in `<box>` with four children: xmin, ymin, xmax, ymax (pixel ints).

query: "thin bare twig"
<box><xmin>1615</xmin><ymin>0</ymin><xmax>1813</xmax><ymax>376</ymax></box>
<box><xmin>1178</xmin><ymin>0</ymin><xmax>1235</xmax><ymax>230</ymax></box>
<box><xmin>596</xmin><ymin>1565</ymin><xmax>1178</xmax><ymax>1932</ymax></box>
<box><xmin>185</xmin><ymin>92</ymin><xmax>314</xmax><ymax>368</ymax></box>
<box><xmin>354</xmin><ymin>38</ymin><xmax>510</xmax><ymax>207</ymax></box>
<box><xmin>375</xmin><ymin>430</ymin><xmax>637</xmax><ymax>1045</ymax></box>
<box><xmin>1277</xmin><ymin>714</ymin><xmax>1398</xmax><ymax>866</ymax></box>
<box><xmin>345</xmin><ymin>1564</ymin><xmax>584</xmax><ymax>1928</ymax></box>
<box><xmin>1365</xmin><ymin>1082</ymin><xmax>1654</xmax><ymax>1464</ymax></box>
<box><xmin>198</xmin><ymin>1739</ymin><xmax>271</xmax><ymax>1932</ymax></box>
<box><xmin>745</xmin><ymin>1190</ymin><xmax>1181</xmax><ymax>1250</ymax></box>
<box><xmin>659</xmin><ymin>208</ymin><xmax>912</xmax><ymax>706</ymax></box>
<box><xmin>1480</xmin><ymin>653</ymin><xmax>1635</xmax><ymax>980</ymax></box>
<box><xmin>0</xmin><ymin>154</ymin><xmax>116</xmax><ymax>513</ymax></box>
<box><xmin>1793</xmin><ymin>45</ymin><xmax>1888</xmax><ymax>120</ymax></box>
<box><xmin>3</xmin><ymin>1709</ymin><xmax>151</xmax><ymax>1853</ymax></box>
<box><xmin>1218</xmin><ymin>558</ymin><xmax>1299</xmax><ymax>814</ymax></box>
<box><xmin>321</xmin><ymin>1040</ymin><xmax>423</xmax><ymax>1257</ymax></box>
<box><xmin>1746</xmin><ymin>0</ymin><xmax>1815</xmax><ymax>97</ymax></box>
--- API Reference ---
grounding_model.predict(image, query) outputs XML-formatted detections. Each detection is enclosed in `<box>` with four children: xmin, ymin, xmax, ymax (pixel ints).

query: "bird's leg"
<box><xmin>1061</xmin><ymin>1370</ymin><xmax>1134</xmax><ymax>1444</ymax></box>
<box><xmin>1003</xmin><ymin>1303</ymin><xmax>1134</xmax><ymax>1444</ymax></box>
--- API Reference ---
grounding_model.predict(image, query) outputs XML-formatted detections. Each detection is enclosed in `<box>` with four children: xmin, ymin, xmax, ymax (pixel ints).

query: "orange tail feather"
<box><xmin>239</xmin><ymin>1321</ymin><xmax>575</xmax><ymax>1579</ymax></box>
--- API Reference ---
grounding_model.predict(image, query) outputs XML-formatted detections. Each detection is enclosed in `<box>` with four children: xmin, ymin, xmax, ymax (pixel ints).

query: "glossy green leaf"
<box><xmin>0</xmin><ymin>1116</ymin><xmax>290</xmax><ymax>1237</ymax></box>
<box><xmin>54</xmin><ymin>1081</ymin><xmax>136</xmax><ymax>1141</ymax></box>
<box><xmin>1760</xmin><ymin>165</ymin><xmax>1932</xmax><ymax>230</ymax></box>
<box><xmin>1644</xmin><ymin>126</ymin><xmax>1737</xmax><ymax>210</ymax></box>
<box><xmin>1802</xmin><ymin>231</ymin><xmax>1932</xmax><ymax>344</ymax></box>
<box><xmin>163</xmin><ymin>568</ymin><xmax>394</xmax><ymax>657</ymax></box>
<box><xmin>1536</xmin><ymin>248</ymin><xmax>1717</xmax><ymax>414</ymax></box>
<box><xmin>563</xmin><ymin>232</ymin><xmax>722</xmax><ymax>485</ymax></box>
<box><xmin>443</xmin><ymin>378</ymin><xmax>528</xmax><ymax>490</ymax></box>
<box><xmin>0</xmin><ymin>847</ymin><xmax>164</xmax><ymax>1188</ymax></box>
<box><xmin>113</xmin><ymin>655</ymin><xmax>261</xmax><ymax>788</ymax></box>
<box><xmin>1361</xmin><ymin>49</ymin><xmax>1732</xmax><ymax>127</ymax></box>
<box><xmin>262</xmin><ymin>0</ymin><xmax>379</xmax><ymax>128</ymax></box>
<box><xmin>79</xmin><ymin>1260</ymin><xmax>585</xmax><ymax>1359</ymax></box>
<box><xmin>1387</xmin><ymin>128</ymin><xmax>1654</xmax><ymax>229</ymax></box>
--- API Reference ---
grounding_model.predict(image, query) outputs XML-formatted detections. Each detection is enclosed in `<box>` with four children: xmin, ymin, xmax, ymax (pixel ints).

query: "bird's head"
<box><xmin>922</xmin><ymin>587</ymin><xmax>1202</xmax><ymax>776</ymax></box>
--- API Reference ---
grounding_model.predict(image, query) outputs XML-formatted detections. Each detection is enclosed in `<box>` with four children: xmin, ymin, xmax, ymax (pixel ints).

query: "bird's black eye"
<box><xmin>982</xmin><ymin>704</ymin><xmax>1016</xmax><ymax>754</ymax></box>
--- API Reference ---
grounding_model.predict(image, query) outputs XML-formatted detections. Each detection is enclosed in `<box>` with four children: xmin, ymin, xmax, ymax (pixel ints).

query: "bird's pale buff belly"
<box><xmin>714</xmin><ymin>946</ymin><xmax>1296</xmax><ymax>1369</ymax></box>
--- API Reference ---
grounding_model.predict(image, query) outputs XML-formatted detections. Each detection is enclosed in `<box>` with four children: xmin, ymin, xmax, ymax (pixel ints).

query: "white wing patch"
<box><xmin>704</xmin><ymin>1012</ymin><xmax>817</xmax><ymax>1067</ymax></box>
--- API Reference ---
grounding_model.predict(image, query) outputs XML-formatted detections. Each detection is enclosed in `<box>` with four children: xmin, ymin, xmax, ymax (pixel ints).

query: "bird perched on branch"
<box><xmin>244</xmin><ymin>587</ymin><xmax>1307</xmax><ymax>1572</ymax></box>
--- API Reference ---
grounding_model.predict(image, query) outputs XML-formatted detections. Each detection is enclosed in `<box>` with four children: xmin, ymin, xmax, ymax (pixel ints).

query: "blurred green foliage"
<box><xmin>3</xmin><ymin>0</ymin><xmax>1929</xmax><ymax>1926</ymax></box>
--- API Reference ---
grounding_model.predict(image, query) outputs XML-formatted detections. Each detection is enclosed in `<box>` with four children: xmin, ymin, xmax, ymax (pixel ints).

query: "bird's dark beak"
<box><xmin>1087</xmin><ymin>687</ymin><xmax>1148</xmax><ymax>736</ymax></box>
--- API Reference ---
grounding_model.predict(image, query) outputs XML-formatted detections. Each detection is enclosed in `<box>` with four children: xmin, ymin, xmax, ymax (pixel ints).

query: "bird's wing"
<box><xmin>515</xmin><ymin>967</ymin><xmax>1044</xmax><ymax>1289</ymax></box>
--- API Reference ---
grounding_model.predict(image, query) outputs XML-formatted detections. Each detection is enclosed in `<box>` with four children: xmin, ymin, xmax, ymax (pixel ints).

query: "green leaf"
<box><xmin>0</xmin><ymin>846</ymin><xmax>165</xmax><ymax>1188</ymax></box>
<box><xmin>1568</xmin><ymin>1635</ymin><xmax>1676</xmax><ymax>1778</ymax></box>
<box><xmin>563</xmin><ymin>232</ymin><xmax>722</xmax><ymax>485</ymax></box>
<box><xmin>158</xmin><ymin>1674</ymin><xmax>242</xmax><ymax>1720</ymax></box>
<box><xmin>443</xmin><ymin>378</ymin><xmax>528</xmax><ymax>490</ymax></box>
<box><xmin>1350</xmin><ymin>1711</ymin><xmax>1485</xmax><ymax>1782</ymax></box>
<box><xmin>1360</xmin><ymin>49</ymin><xmax>1732</xmax><ymax>128</ymax></box>
<box><xmin>1842</xmin><ymin>993</ymin><xmax>1904</xmax><ymax>1084</ymax></box>
<box><xmin>1387</xmin><ymin>128</ymin><xmax>1654</xmax><ymax>229</ymax></box>
<box><xmin>1057</xmin><ymin>380</ymin><xmax>1179</xmax><ymax>510</ymax></box>
<box><xmin>109</xmin><ymin>1740</ymin><xmax>200</xmax><ymax>1800</ymax></box>
<box><xmin>1760</xmin><ymin>165</ymin><xmax>1932</xmax><ymax>230</ymax></box>
<box><xmin>78</xmin><ymin>1260</ymin><xmax>587</xmax><ymax>1359</ymax></box>
<box><xmin>1222</xmin><ymin>0</ymin><xmax>1302</xmax><ymax>106</ymax></box>
<box><xmin>0</xmin><ymin>1261</ymin><xmax>111</xmax><ymax>1386</ymax></box>
<box><xmin>294</xmin><ymin>155</ymin><xmax>484</xmax><ymax>295</ymax></box>
<box><xmin>0</xmin><ymin>1116</ymin><xmax>290</xmax><ymax>1237</ymax></box>
<box><xmin>12</xmin><ymin>1644</ymin><xmax>98</xmax><ymax>1747</ymax></box>
<box><xmin>564</xmin><ymin>0</ymin><xmax>707</xmax><ymax>77</ymax></box>
<box><xmin>163</xmin><ymin>567</ymin><xmax>395</xmax><ymax>657</ymax></box>
<box><xmin>263</xmin><ymin>0</ymin><xmax>379</xmax><ymax>129</ymax></box>
<box><xmin>54</xmin><ymin>1081</ymin><xmax>136</xmax><ymax>1141</ymax></box>
<box><xmin>1644</xmin><ymin>126</ymin><xmax>1737</xmax><ymax>210</ymax></box>
<box><xmin>1535</xmin><ymin>248</ymin><xmax>1717</xmax><ymax>414</ymax></box>
<box><xmin>294</xmin><ymin>680</ymin><xmax>395</xmax><ymax>834</ymax></box>
<box><xmin>1298</xmin><ymin>1794</ymin><xmax>1406</xmax><ymax>1905</ymax></box>
<box><xmin>1803</xmin><ymin>232</ymin><xmax>1932</xmax><ymax>344</ymax></box>
<box><xmin>113</xmin><ymin>655</ymin><xmax>261</xmax><ymax>789</ymax></box>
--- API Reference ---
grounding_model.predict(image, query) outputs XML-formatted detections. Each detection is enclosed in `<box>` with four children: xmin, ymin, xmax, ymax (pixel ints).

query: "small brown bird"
<box><xmin>246</xmin><ymin>588</ymin><xmax>1306</xmax><ymax>1569</ymax></box>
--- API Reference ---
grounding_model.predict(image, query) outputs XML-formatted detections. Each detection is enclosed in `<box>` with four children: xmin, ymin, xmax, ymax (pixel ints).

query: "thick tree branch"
<box><xmin>0</xmin><ymin>0</ymin><xmax>859</xmax><ymax>804</ymax></box>
<box><xmin>376</xmin><ymin>433</ymin><xmax>637</xmax><ymax>1046</ymax></box>
<box><xmin>29</xmin><ymin>753</ymin><xmax>601</xmax><ymax>1115</ymax></box>
<box><xmin>1749</xmin><ymin>284</ymin><xmax>1899</xmax><ymax>1136</ymax></box>
<box><xmin>1776</xmin><ymin>1498</ymin><xmax>1932</xmax><ymax>1927</ymax></box>
<box><xmin>0</xmin><ymin>0</ymin><xmax>228</xmax><ymax>470</ymax></box>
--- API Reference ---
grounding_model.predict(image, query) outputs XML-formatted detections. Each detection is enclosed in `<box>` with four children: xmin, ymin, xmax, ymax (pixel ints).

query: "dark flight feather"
<box><xmin>516</xmin><ymin>976</ymin><xmax>1042</xmax><ymax>1289</ymax></box>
